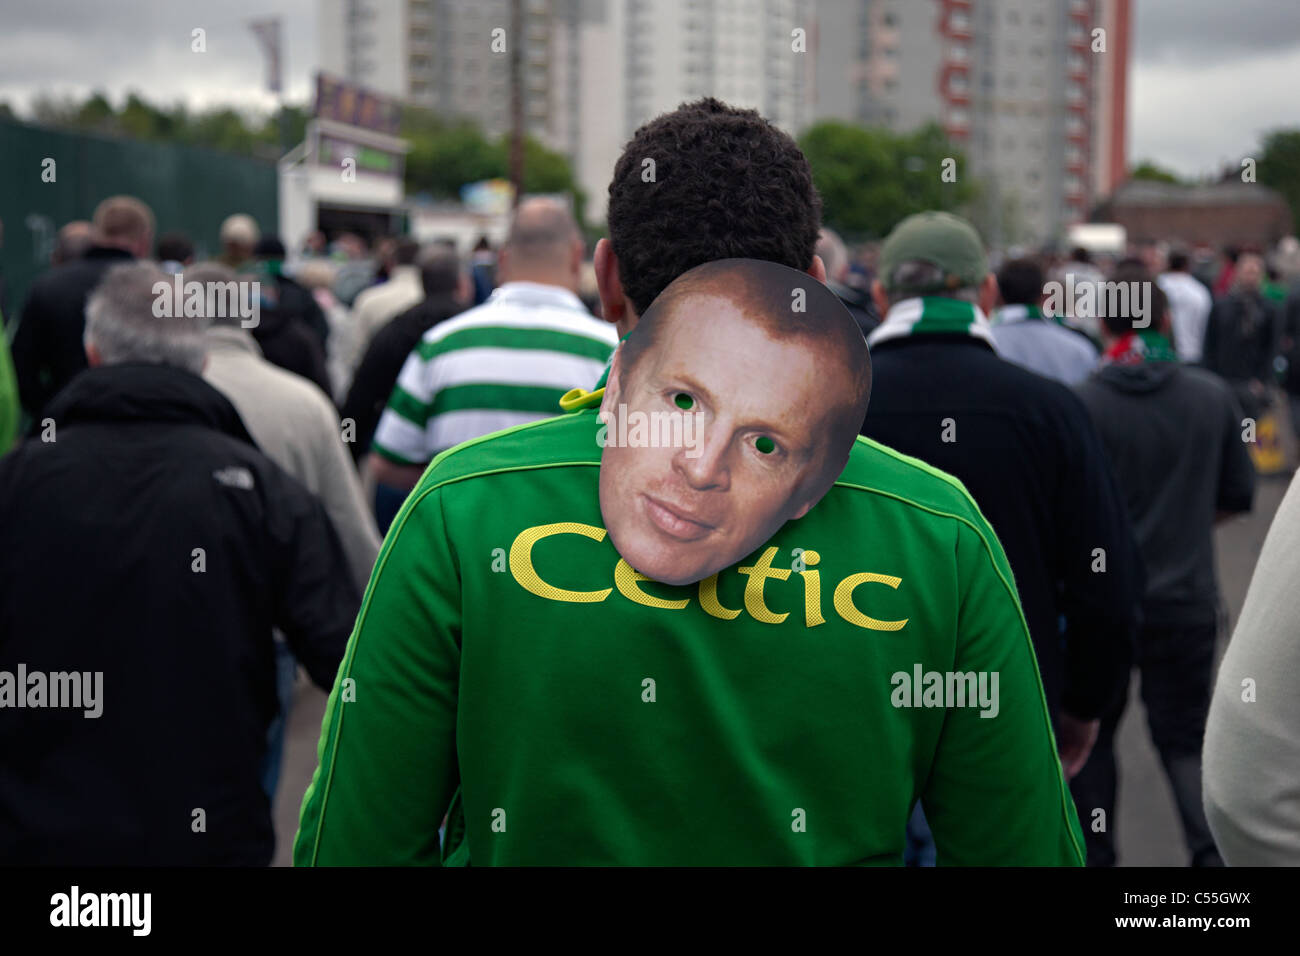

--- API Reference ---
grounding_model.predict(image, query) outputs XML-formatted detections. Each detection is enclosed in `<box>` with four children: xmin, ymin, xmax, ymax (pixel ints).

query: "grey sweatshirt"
<box><xmin>203</xmin><ymin>326</ymin><xmax>381</xmax><ymax>592</ymax></box>
<box><xmin>1203</xmin><ymin>473</ymin><xmax>1300</xmax><ymax>865</ymax></box>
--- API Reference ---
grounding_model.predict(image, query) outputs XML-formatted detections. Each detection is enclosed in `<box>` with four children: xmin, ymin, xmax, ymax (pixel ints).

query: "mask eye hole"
<box><xmin>755</xmin><ymin>436</ymin><xmax>775</xmax><ymax>454</ymax></box>
<box><xmin>674</xmin><ymin>393</ymin><xmax>694</xmax><ymax>410</ymax></box>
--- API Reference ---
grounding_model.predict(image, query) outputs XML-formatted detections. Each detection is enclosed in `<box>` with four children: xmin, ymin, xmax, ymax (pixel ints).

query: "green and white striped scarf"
<box><xmin>867</xmin><ymin>296</ymin><xmax>997</xmax><ymax>349</ymax></box>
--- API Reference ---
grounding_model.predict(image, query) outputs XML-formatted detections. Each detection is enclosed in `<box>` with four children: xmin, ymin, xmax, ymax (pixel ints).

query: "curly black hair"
<box><xmin>607</xmin><ymin>98</ymin><xmax>823</xmax><ymax>316</ymax></box>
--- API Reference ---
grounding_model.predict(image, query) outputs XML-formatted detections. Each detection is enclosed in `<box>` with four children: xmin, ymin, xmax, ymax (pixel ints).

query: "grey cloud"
<box><xmin>1134</xmin><ymin>0</ymin><xmax>1300</xmax><ymax>67</ymax></box>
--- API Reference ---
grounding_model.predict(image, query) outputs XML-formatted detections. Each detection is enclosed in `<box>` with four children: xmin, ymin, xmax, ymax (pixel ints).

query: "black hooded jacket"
<box><xmin>251</xmin><ymin>298</ymin><xmax>332</xmax><ymax>397</ymax></box>
<box><xmin>0</xmin><ymin>363</ymin><xmax>359</xmax><ymax>865</ymax></box>
<box><xmin>11</xmin><ymin>245</ymin><xmax>134</xmax><ymax>419</ymax></box>
<box><xmin>1075</xmin><ymin>361</ymin><xmax>1255</xmax><ymax>625</ymax></box>
<box><xmin>863</xmin><ymin>335</ymin><xmax>1144</xmax><ymax>724</ymax></box>
<box><xmin>339</xmin><ymin>292</ymin><xmax>465</xmax><ymax>463</ymax></box>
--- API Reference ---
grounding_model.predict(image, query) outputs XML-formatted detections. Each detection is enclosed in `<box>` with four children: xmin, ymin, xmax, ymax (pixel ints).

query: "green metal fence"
<box><xmin>0</xmin><ymin>118</ymin><xmax>278</xmax><ymax>324</ymax></box>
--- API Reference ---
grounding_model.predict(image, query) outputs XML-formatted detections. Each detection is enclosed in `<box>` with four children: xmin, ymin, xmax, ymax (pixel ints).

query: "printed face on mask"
<box><xmin>598</xmin><ymin>292</ymin><xmax>854</xmax><ymax>587</ymax></box>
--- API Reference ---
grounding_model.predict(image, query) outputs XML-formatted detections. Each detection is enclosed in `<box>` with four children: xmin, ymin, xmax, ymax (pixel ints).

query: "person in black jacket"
<box><xmin>0</xmin><ymin>261</ymin><xmax>360</xmax><ymax>866</ymax></box>
<box><xmin>861</xmin><ymin>212</ymin><xmax>1142</xmax><ymax>778</ymax></box>
<box><xmin>241</xmin><ymin>262</ymin><xmax>333</xmax><ymax>397</ymax></box>
<box><xmin>1202</xmin><ymin>253</ymin><xmax>1279</xmax><ymax>421</ymax></box>
<box><xmin>254</xmin><ymin>236</ymin><xmax>331</xmax><ymax>350</ymax></box>
<box><xmin>1073</xmin><ymin>264</ymin><xmax>1254</xmax><ymax>867</ymax></box>
<box><xmin>339</xmin><ymin>244</ymin><xmax>467</xmax><ymax>463</ymax></box>
<box><xmin>11</xmin><ymin>195</ymin><xmax>154</xmax><ymax>420</ymax></box>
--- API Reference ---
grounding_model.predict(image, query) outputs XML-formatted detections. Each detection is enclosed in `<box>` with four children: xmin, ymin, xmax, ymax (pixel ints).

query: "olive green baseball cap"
<box><xmin>878</xmin><ymin>211</ymin><xmax>988</xmax><ymax>293</ymax></box>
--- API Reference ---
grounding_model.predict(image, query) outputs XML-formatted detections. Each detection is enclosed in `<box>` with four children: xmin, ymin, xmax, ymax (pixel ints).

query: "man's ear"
<box><xmin>808</xmin><ymin>254</ymin><xmax>827</xmax><ymax>284</ymax></box>
<box><xmin>870</xmin><ymin>279</ymin><xmax>890</xmax><ymax>317</ymax></box>
<box><xmin>594</xmin><ymin>238</ymin><xmax>630</xmax><ymax>332</ymax></box>
<box><xmin>85</xmin><ymin>341</ymin><xmax>102</xmax><ymax>368</ymax></box>
<box><xmin>978</xmin><ymin>274</ymin><xmax>999</xmax><ymax>315</ymax></box>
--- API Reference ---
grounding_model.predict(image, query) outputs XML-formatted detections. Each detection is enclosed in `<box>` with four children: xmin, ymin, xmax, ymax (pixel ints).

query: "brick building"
<box><xmin>1095</xmin><ymin>180</ymin><xmax>1293</xmax><ymax>248</ymax></box>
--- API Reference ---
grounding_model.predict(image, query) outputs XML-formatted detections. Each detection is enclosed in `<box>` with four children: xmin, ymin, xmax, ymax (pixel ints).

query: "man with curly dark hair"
<box><xmin>296</xmin><ymin>100</ymin><xmax>1084</xmax><ymax>867</ymax></box>
<box><xmin>593</xmin><ymin>97</ymin><xmax>827</xmax><ymax>335</ymax></box>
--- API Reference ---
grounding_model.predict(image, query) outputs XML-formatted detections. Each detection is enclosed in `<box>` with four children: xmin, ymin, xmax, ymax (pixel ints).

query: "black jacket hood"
<box><xmin>1094</xmin><ymin>361</ymin><xmax>1181</xmax><ymax>394</ymax></box>
<box><xmin>44</xmin><ymin>362</ymin><xmax>255</xmax><ymax>445</ymax></box>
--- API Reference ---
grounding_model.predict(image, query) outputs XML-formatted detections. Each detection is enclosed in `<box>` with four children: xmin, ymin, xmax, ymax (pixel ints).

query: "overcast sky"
<box><xmin>0</xmin><ymin>0</ymin><xmax>1296</xmax><ymax>180</ymax></box>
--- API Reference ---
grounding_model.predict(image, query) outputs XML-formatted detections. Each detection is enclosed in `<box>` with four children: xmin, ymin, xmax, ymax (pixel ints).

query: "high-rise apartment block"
<box><xmin>318</xmin><ymin>0</ymin><xmax>1130</xmax><ymax>242</ymax></box>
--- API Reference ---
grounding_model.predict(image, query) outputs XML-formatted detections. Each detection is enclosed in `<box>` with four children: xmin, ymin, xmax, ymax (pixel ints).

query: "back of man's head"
<box><xmin>1167</xmin><ymin>249</ymin><xmax>1190</xmax><ymax>272</ymax></box>
<box><xmin>53</xmin><ymin>220</ymin><xmax>95</xmax><ymax>265</ymax></box>
<box><xmin>394</xmin><ymin>237</ymin><xmax>421</xmax><ymax>267</ymax></box>
<box><xmin>1099</xmin><ymin>262</ymin><xmax>1168</xmax><ymax>338</ymax></box>
<box><xmin>156</xmin><ymin>231</ymin><xmax>195</xmax><ymax>265</ymax></box>
<box><xmin>499</xmin><ymin>198</ymin><xmax>582</xmax><ymax>289</ymax></box>
<box><xmin>816</xmin><ymin>227</ymin><xmax>850</xmax><ymax>284</ymax></box>
<box><xmin>219</xmin><ymin>214</ymin><xmax>260</xmax><ymax>255</ymax></box>
<box><xmin>877</xmin><ymin>211</ymin><xmax>990</xmax><ymax>305</ymax></box>
<box><xmin>997</xmin><ymin>258</ymin><xmax>1045</xmax><ymax>307</ymax></box>
<box><xmin>182</xmin><ymin>262</ymin><xmax>259</xmax><ymax>331</ymax></box>
<box><xmin>92</xmin><ymin>196</ymin><xmax>155</xmax><ymax>258</ymax></box>
<box><xmin>418</xmin><ymin>245</ymin><xmax>461</xmax><ymax>297</ymax></box>
<box><xmin>254</xmin><ymin>236</ymin><xmax>287</xmax><ymax>260</ymax></box>
<box><xmin>606</xmin><ymin>98</ymin><xmax>822</xmax><ymax>316</ymax></box>
<box><xmin>84</xmin><ymin>262</ymin><xmax>208</xmax><ymax>373</ymax></box>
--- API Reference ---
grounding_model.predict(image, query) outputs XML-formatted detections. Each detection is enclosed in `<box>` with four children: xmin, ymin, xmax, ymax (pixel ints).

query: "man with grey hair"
<box><xmin>367</xmin><ymin>197</ymin><xmax>616</xmax><ymax>530</ymax></box>
<box><xmin>13</xmin><ymin>195</ymin><xmax>155</xmax><ymax>419</ymax></box>
<box><xmin>860</xmin><ymin>213</ymin><xmax>1143</xmax><ymax>859</ymax></box>
<box><xmin>0</xmin><ymin>261</ymin><xmax>360</xmax><ymax>865</ymax></box>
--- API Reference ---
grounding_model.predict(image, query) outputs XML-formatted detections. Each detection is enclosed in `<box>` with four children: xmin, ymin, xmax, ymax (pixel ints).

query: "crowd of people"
<box><xmin>1</xmin><ymin>96</ymin><xmax>1298</xmax><ymax>866</ymax></box>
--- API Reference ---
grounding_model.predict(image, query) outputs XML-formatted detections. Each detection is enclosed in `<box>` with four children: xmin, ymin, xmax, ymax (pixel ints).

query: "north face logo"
<box><xmin>213</xmin><ymin>466</ymin><xmax>255</xmax><ymax>490</ymax></box>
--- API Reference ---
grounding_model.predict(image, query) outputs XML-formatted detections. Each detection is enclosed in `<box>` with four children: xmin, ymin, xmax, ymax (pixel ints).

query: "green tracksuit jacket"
<box><xmin>295</xmin><ymin>393</ymin><xmax>1085</xmax><ymax>866</ymax></box>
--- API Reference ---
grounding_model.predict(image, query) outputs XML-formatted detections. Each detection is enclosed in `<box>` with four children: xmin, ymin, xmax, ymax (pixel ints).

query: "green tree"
<box><xmin>75</xmin><ymin>91</ymin><xmax>116</xmax><ymax>131</ymax></box>
<box><xmin>1256</xmin><ymin>128</ymin><xmax>1300</xmax><ymax>230</ymax></box>
<box><xmin>119</xmin><ymin>92</ymin><xmax>173</xmax><ymax>141</ymax></box>
<box><xmin>798</xmin><ymin>120</ymin><xmax>975</xmax><ymax>240</ymax></box>
<box><xmin>402</xmin><ymin>106</ymin><xmax>586</xmax><ymax>224</ymax></box>
<box><xmin>1129</xmin><ymin>160</ymin><xmax>1181</xmax><ymax>185</ymax></box>
<box><xmin>403</xmin><ymin>110</ymin><xmax>501</xmax><ymax>198</ymax></box>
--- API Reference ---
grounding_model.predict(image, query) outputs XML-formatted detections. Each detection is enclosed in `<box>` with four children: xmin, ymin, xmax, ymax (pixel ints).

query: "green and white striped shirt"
<box><xmin>371</xmin><ymin>281</ymin><xmax>617</xmax><ymax>466</ymax></box>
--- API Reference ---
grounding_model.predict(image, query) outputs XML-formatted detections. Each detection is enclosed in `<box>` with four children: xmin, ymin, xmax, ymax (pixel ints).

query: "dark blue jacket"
<box><xmin>862</xmin><ymin>334</ymin><xmax>1143</xmax><ymax>723</ymax></box>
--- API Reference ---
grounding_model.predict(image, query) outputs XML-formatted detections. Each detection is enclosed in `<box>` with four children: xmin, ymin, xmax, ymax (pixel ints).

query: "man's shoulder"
<box><xmin>835</xmin><ymin>435</ymin><xmax>991</xmax><ymax>530</ymax></box>
<box><xmin>413</xmin><ymin>409</ymin><xmax>600</xmax><ymax>493</ymax></box>
<box><xmin>1040</xmin><ymin>321</ymin><xmax>1098</xmax><ymax>356</ymax></box>
<box><xmin>25</xmin><ymin>259</ymin><xmax>96</xmax><ymax>304</ymax></box>
<box><xmin>1174</xmin><ymin>365</ymin><xmax>1239</xmax><ymax>406</ymax></box>
<box><xmin>415</xmin><ymin>299</ymin><xmax>618</xmax><ymax>353</ymax></box>
<box><xmin>352</xmin><ymin>281</ymin><xmax>391</xmax><ymax>312</ymax></box>
<box><xmin>206</xmin><ymin>351</ymin><xmax>337</xmax><ymax>425</ymax></box>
